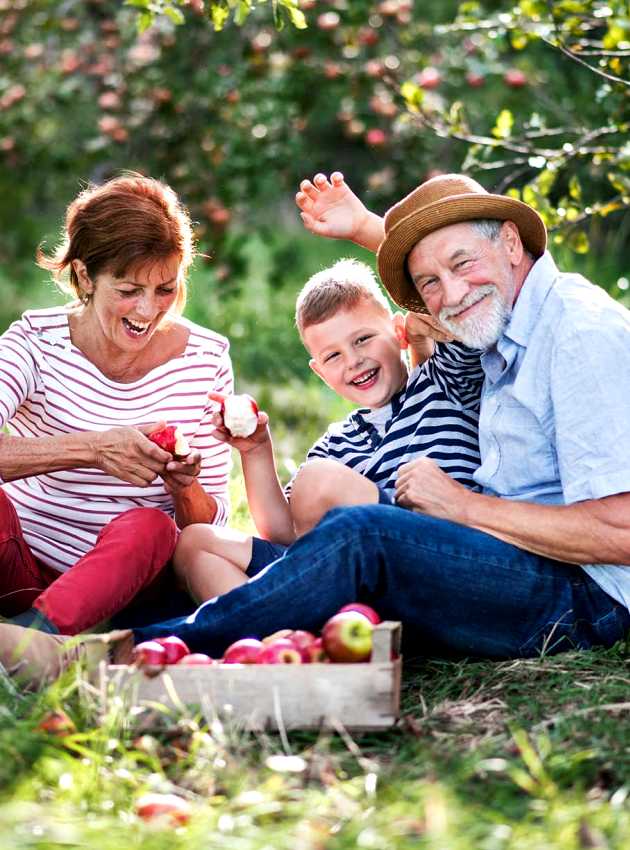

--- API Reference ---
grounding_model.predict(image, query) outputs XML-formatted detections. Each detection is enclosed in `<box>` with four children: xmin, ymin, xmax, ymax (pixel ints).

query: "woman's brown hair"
<box><xmin>38</xmin><ymin>173</ymin><xmax>195</xmax><ymax>315</ymax></box>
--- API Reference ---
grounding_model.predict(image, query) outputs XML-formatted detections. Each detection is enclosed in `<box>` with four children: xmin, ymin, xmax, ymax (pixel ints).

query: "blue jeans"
<box><xmin>133</xmin><ymin>506</ymin><xmax>630</xmax><ymax>659</ymax></box>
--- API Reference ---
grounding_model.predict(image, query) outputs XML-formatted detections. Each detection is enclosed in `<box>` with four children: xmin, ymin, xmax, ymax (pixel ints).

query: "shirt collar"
<box><xmin>503</xmin><ymin>251</ymin><xmax>559</xmax><ymax>348</ymax></box>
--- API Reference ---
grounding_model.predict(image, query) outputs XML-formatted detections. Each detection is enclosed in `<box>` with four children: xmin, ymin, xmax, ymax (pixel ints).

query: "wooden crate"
<box><xmin>98</xmin><ymin>621</ymin><xmax>402</xmax><ymax>731</ymax></box>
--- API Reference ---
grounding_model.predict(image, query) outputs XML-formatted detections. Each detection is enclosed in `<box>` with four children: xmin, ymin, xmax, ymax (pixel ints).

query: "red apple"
<box><xmin>133</xmin><ymin>640</ymin><xmax>168</xmax><ymax>666</ymax></box>
<box><xmin>177</xmin><ymin>652</ymin><xmax>216</xmax><ymax>665</ymax></box>
<box><xmin>304</xmin><ymin>637</ymin><xmax>328</xmax><ymax>663</ymax></box>
<box><xmin>221</xmin><ymin>394</ymin><xmax>259</xmax><ymax>438</ymax></box>
<box><xmin>322</xmin><ymin>612</ymin><xmax>373</xmax><ymax>663</ymax></box>
<box><xmin>257</xmin><ymin>638</ymin><xmax>303</xmax><ymax>664</ymax></box>
<box><xmin>504</xmin><ymin>68</ymin><xmax>527</xmax><ymax>87</ymax></box>
<box><xmin>338</xmin><ymin>603</ymin><xmax>381</xmax><ymax>625</ymax></box>
<box><xmin>222</xmin><ymin>638</ymin><xmax>264</xmax><ymax>664</ymax></box>
<box><xmin>37</xmin><ymin>709</ymin><xmax>76</xmax><ymax>736</ymax></box>
<box><xmin>417</xmin><ymin>67</ymin><xmax>442</xmax><ymax>89</ymax></box>
<box><xmin>262</xmin><ymin>628</ymin><xmax>294</xmax><ymax>645</ymax></box>
<box><xmin>148</xmin><ymin>424</ymin><xmax>191</xmax><ymax>460</ymax></box>
<box><xmin>135</xmin><ymin>792</ymin><xmax>192</xmax><ymax>825</ymax></box>
<box><xmin>154</xmin><ymin>636</ymin><xmax>190</xmax><ymax>664</ymax></box>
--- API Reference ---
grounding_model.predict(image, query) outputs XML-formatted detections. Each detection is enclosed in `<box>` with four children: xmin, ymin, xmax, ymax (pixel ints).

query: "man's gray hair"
<box><xmin>470</xmin><ymin>219</ymin><xmax>503</xmax><ymax>241</ymax></box>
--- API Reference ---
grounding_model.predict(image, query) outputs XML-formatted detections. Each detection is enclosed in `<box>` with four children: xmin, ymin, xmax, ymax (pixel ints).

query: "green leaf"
<box><xmin>401</xmin><ymin>81</ymin><xmax>425</xmax><ymax>111</ymax></box>
<box><xmin>164</xmin><ymin>6</ymin><xmax>185</xmax><ymax>25</ymax></box>
<box><xmin>568</xmin><ymin>175</ymin><xmax>581</xmax><ymax>201</ymax></box>
<box><xmin>567</xmin><ymin>229</ymin><xmax>589</xmax><ymax>253</ymax></box>
<box><xmin>492</xmin><ymin>109</ymin><xmax>513</xmax><ymax>140</ymax></box>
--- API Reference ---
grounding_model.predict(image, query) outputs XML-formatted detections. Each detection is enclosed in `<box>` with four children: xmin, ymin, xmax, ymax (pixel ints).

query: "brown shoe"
<box><xmin>0</xmin><ymin>624</ymin><xmax>132</xmax><ymax>691</ymax></box>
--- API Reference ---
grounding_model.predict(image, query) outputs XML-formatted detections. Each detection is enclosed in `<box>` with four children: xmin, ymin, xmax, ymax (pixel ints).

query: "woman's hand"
<box><xmin>162</xmin><ymin>450</ymin><xmax>203</xmax><ymax>496</ymax></box>
<box><xmin>296</xmin><ymin>172</ymin><xmax>384</xmax><ymax>249</ymax></box>
<box><xmin>91</xmin><ymin>424</ymin><xmax>172</xmax><ymax>486</ymax></box>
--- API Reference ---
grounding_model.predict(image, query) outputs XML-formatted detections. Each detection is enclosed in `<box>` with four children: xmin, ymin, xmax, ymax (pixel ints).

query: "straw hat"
<box><xmin>376</xmin><ymin>173</ymin><xmax>547</xmax><ymax>313</ymax></box>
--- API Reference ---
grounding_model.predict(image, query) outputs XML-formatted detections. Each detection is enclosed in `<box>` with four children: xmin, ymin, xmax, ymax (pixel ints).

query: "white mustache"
<box><xmin>439</xmin><ymin>284</ymin><xmax>497</xmax><ymax>322</ymax></box>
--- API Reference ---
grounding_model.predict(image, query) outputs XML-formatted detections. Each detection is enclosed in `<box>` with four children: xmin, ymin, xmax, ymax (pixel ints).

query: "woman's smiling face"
<box><xmin>74</xmin><ymin>254</ymin><xmax>182</xmax><ymax>355</ymax></box>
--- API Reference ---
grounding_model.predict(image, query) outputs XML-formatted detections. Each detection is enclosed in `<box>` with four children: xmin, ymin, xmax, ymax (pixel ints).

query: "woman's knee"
<box><xmin>106</xmin><ymin>508</ymin><xmax>178</xmax><ymax>555</ymax></box>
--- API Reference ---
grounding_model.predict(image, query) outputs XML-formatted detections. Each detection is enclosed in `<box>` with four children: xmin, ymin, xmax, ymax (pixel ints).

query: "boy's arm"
<box><xmin>422</xmin><ymin>341</ymin><xmax>485</xmax><ymax>409</ymax></box>
<box><xmin>208</xmin><ymin>395</ymin><xmax>295</xmax><ymax>545</ymax></box>
<box><xmin>296</xmin><ymin>172</ymin><xmax>385</xmax><ymax>251</ymax></box>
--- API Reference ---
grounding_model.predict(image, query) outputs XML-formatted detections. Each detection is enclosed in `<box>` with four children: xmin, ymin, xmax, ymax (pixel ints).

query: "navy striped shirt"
<box><xmin>288</xmin><ymin>342</ymin><xmax>482</xmax><ymax>500</ymax></box>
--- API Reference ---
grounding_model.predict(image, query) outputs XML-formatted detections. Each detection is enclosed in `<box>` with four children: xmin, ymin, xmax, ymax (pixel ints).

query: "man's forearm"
<box><xmin>459</xmin><ymin>490</ymin><xmax>630</xmax><ymax>565</ymax></box>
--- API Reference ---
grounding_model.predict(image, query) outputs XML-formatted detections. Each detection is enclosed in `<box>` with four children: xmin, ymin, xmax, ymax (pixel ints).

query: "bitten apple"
<box><xmin>222</xmin><ymin>637</ymin><xmax>264</xmax><ymax>664</ymax></box>
<box><xmin>135</xmin><ymin>792</ymin><xmax>192</xmax><ymax>825</ymax></box>
<box><xmin>154</xmin><ymin>636</ymin><xmax>190</xmax><ymax>664</ymax></box>
<box><xmin>338</xmin><ymin>603</ymin><xmax>381</xmax><ymax>625</ymax></box>
<box><xmin>322</xmin><ymin>612</ymin><xmax>373</xmax><ymax>663</ymax></box>
<box><xmin>148</xmin><ymin>424</ymin><xmax>191</xmax><ymax>460</ymax></box>
<box><xmin>221</xmin><ymin>394</ymin><xmax>259</xmax><ymax>438</ymax></box>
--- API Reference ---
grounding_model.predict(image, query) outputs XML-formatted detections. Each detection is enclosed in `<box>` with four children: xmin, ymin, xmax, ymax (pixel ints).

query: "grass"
<box><xmin>0</xmin><ymin>638</ymin><xmax>628</xmax><ymax>848</ymax></box>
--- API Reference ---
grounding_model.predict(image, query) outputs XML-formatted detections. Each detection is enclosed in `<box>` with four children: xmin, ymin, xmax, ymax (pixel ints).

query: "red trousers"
<box><xmin>0</xmin><ymin>488</ymin><xmax>178</xmax><ymax>634</ymax></box>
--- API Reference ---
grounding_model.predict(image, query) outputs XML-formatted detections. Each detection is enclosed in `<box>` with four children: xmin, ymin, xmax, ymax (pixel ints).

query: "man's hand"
<box><xmin>296</xmin><ymin>172</ymin><xmax>384</xmax><ymax>249</ymax></box>
<box><xmin>396</xmin><ymin>458</ymin><xmax>470</xmax><ymax>524</ymax></box>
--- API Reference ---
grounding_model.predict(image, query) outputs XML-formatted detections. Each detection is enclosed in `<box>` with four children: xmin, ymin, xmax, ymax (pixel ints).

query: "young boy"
<box><xmin>172</xmin><ymin>258</ymin><xmax>483</xmax><ymax>603</ymax></box>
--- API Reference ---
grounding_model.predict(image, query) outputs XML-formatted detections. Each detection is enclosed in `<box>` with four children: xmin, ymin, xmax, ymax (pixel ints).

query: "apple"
<box><xmin>338</xmin><ymin>603</ymin><xmax>381</xmax><ymax>625</ymax></box>
<box><xmin>37</xmin><ymin>709</ymin><xmax>76</xmax><ymax>736</ymax></box>
<box><xmin>221</xmin><ymin>394</ymin><xmax>259</xmax><ymax>438</ymax></box>
<box><xmin>135</xmin><ymin>792</ymin><xmax>192</xmax><ymax>825</ymax></box>
<box><xmin>366</xmin><ymin>128</ymin><xmax>387</xmax><ymax>147</ymax></box>
<box><xmin>257</xmin><ymin>639</ymin><xmax>303</xmax><ymax>664</ymax></box>
<box><xmin>465</xmin><ymin>71</ymin><xmax>485</xmax><ymax>88</ymax></box>
<box><xmin>304</xmin><ymin>637</ymin><xmax>328</xmax><ymax>663</ymax></box>
<box><xmin>177</xmin><ymin>652</ymin><xmax>216</xmax><ymax>665</ymax></box>
<box><xmin>132</xmin><ymin>640</ymin><xmax>168</xmax><ymax>666</ymax></box>
<box><xmin>317</xmin><ymin>12</ymin><xmax>340</xmax><ymax>31</ymax></box>
<box><xmin>148</xmin><ymin>424</ymin><xmax>191</xmax><ymax>460</ymax></box>
<box><xmin>154</xmin><ymin>636</ymin><xmax>190</xmax><ymax>664</ymax></box>
<box><xmin>262</xmin><ymin>628</ymin><xmax>294</xmax><ymax>645</ymax></box>
<box><xmin>417</xmin><ymin>67</ymin><xmax>442</xmax><ymax>89</ymax></box>
<box><xmin>322</xmin><ymin>612</ymin><xmax>373</xmax><ymax>663</ymax></box>
<box><xmin>504</xmin><ymin>68</ymin><xmax>527</xmax><ymax>87</ymax></box>
<box><xmin>222</xmin><ymin>638</ymin><xmax>264</xmax><ymax>664</ymax></box>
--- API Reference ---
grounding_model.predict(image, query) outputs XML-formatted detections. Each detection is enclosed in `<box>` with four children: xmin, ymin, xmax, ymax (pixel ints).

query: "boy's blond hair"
<box><xmin>295</xmin><ymin>258</ymin><xmax>391</xmax><ymax>338</ymax></box>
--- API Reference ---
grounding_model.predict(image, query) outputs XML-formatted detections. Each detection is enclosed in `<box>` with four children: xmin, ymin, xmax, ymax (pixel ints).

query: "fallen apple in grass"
<box><xmin>221</xmin><ymin>393</ymin><xmax>259</xmax><ymax>438</ymax></box>
<box><xmin>322</xmin><ymin>611</ymin><xmax>373</xmax><ymax>663</ymax></box>
<box><xmin>37</xmin><ymin>709</ymin><xmax>76</xmax><ymax>736</ymax></box>
<box><xmin>148</xmin><ymin>424</ymin><xmax>191</xmax><ymax>460</ymax></box>
<box><xmin>154</xmin><ymin>636</ymin><xmax>190</xmax><ymax>664</ymax></box>
<box><xmin>133</xmin><ymin>640</ymin><xmax>168</xmax><ymax>667</ymax></box>
<box><xmin>135</xmin><ymin>792</ymin><xmax>192</xmax><ymax>825</ymax></box>
<box><xmin>338</xmin><ymin>603</ymin><xmax>381</xmax><ymax>625</ymax></box>
<box><xmin>222</xmin><ymin>637</ymin><xmax>264</xmax><ymax>664</ymax></box>
<box><xmin>257</xmin><ymin>638</ymin><xmax>303</xmax><ymax>664</ymax></box>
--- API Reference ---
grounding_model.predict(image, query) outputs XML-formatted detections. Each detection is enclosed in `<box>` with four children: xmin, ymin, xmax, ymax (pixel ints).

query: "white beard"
<box><xmin>438</xmin><ymin>284</ymin><xmax>510</xmax><ymax>350</ymax></box>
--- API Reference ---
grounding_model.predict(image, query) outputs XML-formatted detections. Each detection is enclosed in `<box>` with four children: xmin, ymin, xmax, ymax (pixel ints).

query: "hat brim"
<box><xmin>377</xmin><ymin>193</ymin><xmax>547</xmax><ymax>313</ymax></box>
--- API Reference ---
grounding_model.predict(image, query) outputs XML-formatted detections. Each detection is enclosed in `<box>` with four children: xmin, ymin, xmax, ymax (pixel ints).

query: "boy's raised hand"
<box><xmin>296</xmin><ymin>172</ymin><xmax>377</xmax><ymax>245</ymax></box>
<box><xmin>208</xmin><ymin>391</ymin><xmax>271</xmax><ymax>454</ymax></box>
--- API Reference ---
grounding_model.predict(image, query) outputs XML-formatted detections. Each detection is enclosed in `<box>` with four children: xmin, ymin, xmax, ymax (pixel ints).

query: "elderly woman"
<box><xmin>0</xmin><ymin>174</ymin><xmax>232</xmax><ymax>635</ymax></box>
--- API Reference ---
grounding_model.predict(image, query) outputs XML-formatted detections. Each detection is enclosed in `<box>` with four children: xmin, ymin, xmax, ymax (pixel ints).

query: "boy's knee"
<box><xmin>292</xmin><ymin>459</ymin><xmax>348</xmax><ymax>512</ymax></box>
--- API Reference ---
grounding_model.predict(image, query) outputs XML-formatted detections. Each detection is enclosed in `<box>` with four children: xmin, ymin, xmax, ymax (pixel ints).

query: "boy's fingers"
<box><xmin>330</xmin><ymin>171</ymin><xmax>345</xmax><ymax>184</ymax></box>
<box><xmin>313</xmin><ymin>173</ymin><xmax>331</xmax><ymax>189</ymax></box>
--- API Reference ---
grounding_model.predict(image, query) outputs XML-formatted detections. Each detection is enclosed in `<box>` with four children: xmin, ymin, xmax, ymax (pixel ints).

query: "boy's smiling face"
<box><xmin>304</xmin><ymin>299</ymin><xmax>408</xmax><ymax>409</ymax></box>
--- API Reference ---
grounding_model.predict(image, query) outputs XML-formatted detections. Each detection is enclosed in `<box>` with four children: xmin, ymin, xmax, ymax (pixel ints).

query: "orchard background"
<box><xmin>1</xmin><ymin>2</ymin><xmax>629</xmax><ymax>848</ymax></box>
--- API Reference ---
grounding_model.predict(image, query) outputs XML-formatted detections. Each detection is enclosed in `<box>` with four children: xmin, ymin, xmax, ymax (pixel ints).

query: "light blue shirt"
<box><xmin>475</xmin><ymin>251</ymin><xmax>630</xmax><ymax>610</ymax></box>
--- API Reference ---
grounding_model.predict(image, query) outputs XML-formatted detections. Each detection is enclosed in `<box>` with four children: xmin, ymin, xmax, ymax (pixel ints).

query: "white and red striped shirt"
<box><xmin>0</xmin><ymin>306</ymin><xmax>233</xmax><ymax>573</ymax></box>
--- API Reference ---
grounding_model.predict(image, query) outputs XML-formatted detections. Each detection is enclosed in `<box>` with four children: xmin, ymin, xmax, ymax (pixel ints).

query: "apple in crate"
<box><xmin>222</xmin><ymin>637</ymin><xmax>264</xmax><ymax>664</ymax></box>
<box><xmin>153</xmin><ymin>635</ymin><xmax>190</xmax><ymax>664</ymax></box>
<box><xmin>338</xmin><ymin>603</ymin><xmax>381</xmax><ymax>625</ymax></box>
<box><xmin>304</xmin><ymin>636</ymin><xmax>328</xmax><ymax>663</ymax></box>
<box><xmin>135</xmin><ymin>792</ymin><xmax>192</xmax><ymax>825</ymax></box>
<box><xmin>177</xmin><ymin>653</ymin><xmax>216</xmax><ymax>665</ymax></box>
<box><xmin>322</xmin><ymin>611</ymin><xmax>373</xmax><ymax>663</ymax></box>
<box><xmin>132</xmin><ymin>640</ymin><xmax>168</xmax><ymax>666</ymax></box>
<box><xmin>148</xmin><ymin>424</ymin><xmax>191</xmax><ymax>460</ymax></box>
<box><xmin>221</xmin><ymin>393</ymin><xmax>259</xmax><ymax>438</ymax></box>
<box><xmin>257</xmin><ymin>638</ymin><xmax>303</xmax><ymax>664</ymax></box>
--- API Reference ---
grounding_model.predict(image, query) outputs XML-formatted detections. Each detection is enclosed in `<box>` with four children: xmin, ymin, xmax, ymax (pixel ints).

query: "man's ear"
<box><xmin>392</xmin><ymin>312</ymin><xmax>408</xmax><ymax>349</ymax></box>
<box><xmin>501</xmin><ymin>221</ymin><xmax>525</xmax><ymax>265</ymax></box>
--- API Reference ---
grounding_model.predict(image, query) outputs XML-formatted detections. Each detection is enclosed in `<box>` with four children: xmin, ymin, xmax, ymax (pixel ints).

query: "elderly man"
<box><xmin>3</xmin><ymin>173</ymin><xmax>629</xmax><ymax>680</ymax></box>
